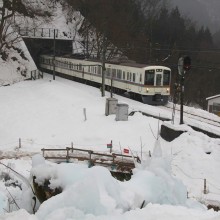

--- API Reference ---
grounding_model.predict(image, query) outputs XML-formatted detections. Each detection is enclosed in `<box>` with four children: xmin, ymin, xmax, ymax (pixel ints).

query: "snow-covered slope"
<box><xmin>0</xmin><ymin>74</ymin><xmax>219</xmax><ymax>219</ymax></box>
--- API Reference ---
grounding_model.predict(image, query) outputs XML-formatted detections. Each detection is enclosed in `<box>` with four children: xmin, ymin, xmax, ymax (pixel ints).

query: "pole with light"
<box><xmin>53</xmin><ymin>29</ymin><xmax>58</xmax><ymax>80</ymax></box>
<box><xmin>178</xmin><ymin>56</ymin><xmax>191</xmax><ymax>124</ymax></box>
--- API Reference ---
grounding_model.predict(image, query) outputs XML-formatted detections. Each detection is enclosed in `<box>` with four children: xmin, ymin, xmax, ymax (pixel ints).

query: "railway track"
<box><xmin>160</xmin><ymin>105</ymin><xmax>220</xmax><ymax>128</ymax></box>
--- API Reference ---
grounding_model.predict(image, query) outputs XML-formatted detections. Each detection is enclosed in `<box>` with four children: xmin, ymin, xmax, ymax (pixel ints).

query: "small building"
<box><xmin>206</xmin><ymin>95</ymin><xmax>220</xmax><ymax>116</ymax></box>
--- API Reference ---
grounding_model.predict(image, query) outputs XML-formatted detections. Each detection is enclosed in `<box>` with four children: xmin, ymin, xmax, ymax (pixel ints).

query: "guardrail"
<box><xmin>41</xmin><ymin>147</ymin><xmax>141</xmax><ymax>172</ymax></box>
<box><xmin>13</xmin><ymin>26</ymin><xmax>73</xmax><ymax>40</ymax></box>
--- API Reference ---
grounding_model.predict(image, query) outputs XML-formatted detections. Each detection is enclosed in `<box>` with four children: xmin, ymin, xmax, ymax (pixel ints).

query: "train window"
<box><xmin>107</xmin><ymin>68</ymin><xmax>111</xmax><ymax>77</ymax></box>
<box><xmin>140</xmin><ymin>74</ymin><xmax>142</xmax><ymax>82</ymax></box>
<box><xmin>133</xmin><ymin>73</ymin><xmax>136</xmax><ymax>82</ymax></box>
<box><xmin>112</xmin><ymin>69</ymin><xmax>116</xmax><ymax>78</ymax></box>
<box><xmin>79</xmin><ymin>64</ymin><xmax>82</xmax><ymax>71</ymax></box>
<box><xmin>98</xmin><ymin>66</ymin><xmax>101</xmax><ymax>75</ymax></box>
<box><xmin>127</xmin><ymin>72</ymin><xmax>129</xmax><ymax>80</ymax></box>
<box><xmin>145</xmin><ymin>70</ymin><xmax>155</xmax><ymax>85</ymax></box>
<box><xmin>163</xmin><ymin>70</ymin><xmax>170</xmax><ymax>85</ymax></box>
<box><xmin>123</xmin><ymin>71</ymin><xmax>125</xmax><ymax>80</ymax></box>
<box><xmin>117</xmin><ymin>69</ymin><xmax>122</xmax><ymax>79</ymax></box>
<box><xmin>129</xmin><ymin>73</ymin><xmax>132</xmax><ymax>81</ymax></box>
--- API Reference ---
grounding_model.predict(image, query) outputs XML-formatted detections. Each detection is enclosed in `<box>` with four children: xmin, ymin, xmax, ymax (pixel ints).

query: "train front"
<box><xmin>141</xmin><ymin>66</ymin><xmax>171</xmax><ymax>105</ymax></box>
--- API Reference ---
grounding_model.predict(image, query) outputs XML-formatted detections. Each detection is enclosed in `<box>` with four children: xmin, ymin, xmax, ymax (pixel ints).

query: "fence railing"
<box><xmin>41</xmin><ymin>147</ymin><xmax>141</xmax><ymax>172</ymax></box>
<box><xmin>13</xmin><ymin>26</ymin><xmax>73</xmax><ymax>40</ymax></box>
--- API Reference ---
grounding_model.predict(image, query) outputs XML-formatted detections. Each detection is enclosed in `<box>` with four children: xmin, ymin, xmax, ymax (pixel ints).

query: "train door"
<box><xmin>126</xmin><ymin>72</ymin><xmax>131</xmax><ymax>91</ymax></box>
<box><xmin>155</xmin><ymin>69</ymin><xmax>163</xmax><ymax>94</ymax></box>
<box><xmin>155</xmin><ymin>73</ymin><xmax>162</xmax><ymax>86</ymax></box>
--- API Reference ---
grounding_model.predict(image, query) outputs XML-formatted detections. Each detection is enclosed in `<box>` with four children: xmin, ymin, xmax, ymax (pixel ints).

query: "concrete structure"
<box><xmin>115</xmin><ymin>103</ymin><xmax>129</xmax><ymax>121</ymax></box>
<box><xmin>105</xmin><ymin>98</ymin><xmax>118</xmax><ymax>116</ymax></box>
<box><xmin>206</xmin><ymin>94</ymin><xmax>220</xmax><ymax>116</ymax></box>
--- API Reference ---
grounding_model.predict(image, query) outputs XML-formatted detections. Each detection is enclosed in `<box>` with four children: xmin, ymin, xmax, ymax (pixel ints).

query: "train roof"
<box><xmin>114</xmin><ymin>62</ymin><xmax>149</xmax><ymax>68</ymax></box>
<box><xmin>42</xmin><ymin>54</ymin><xmax>170</xmax><ymax>69</ymax></box>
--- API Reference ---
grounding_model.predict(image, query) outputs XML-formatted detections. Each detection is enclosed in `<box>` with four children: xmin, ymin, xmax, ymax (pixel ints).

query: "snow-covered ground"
<box><xmin>0</xmin><ymin>74</ymin><xmax>219</xmax><ymax>219</ymax></box>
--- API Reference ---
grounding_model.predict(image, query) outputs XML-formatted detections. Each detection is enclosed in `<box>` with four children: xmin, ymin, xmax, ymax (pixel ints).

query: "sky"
<box><xmin>170</xmin><ymin>0</ymin><xmax>220</xmax><ymax>33</ymax></box>
<box><xmin>0</xmin><ymin>74</ymin><xmax>219</xmax><ymax>219</ymax></box>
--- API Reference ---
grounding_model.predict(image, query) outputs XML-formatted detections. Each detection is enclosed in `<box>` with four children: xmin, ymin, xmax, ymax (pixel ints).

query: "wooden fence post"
<box><xmin>88</xmin><ymin>151</ymin><xmax>93</xmax><ymax>167</ymax></box>
<box><xmin>66</xmin><ymin>147</ymin><xmax>69</xmax><ymax>163</ymax></box>
<box><xmin>19</xmin><ymin>138</ymin><xmax>21</xmax><ymax>148</ymax></box>
<box><xmin>112</xmin><ymin>153</ymin><xmax>115</xmax><ymax>164</ymax></box>
<box><xmin>83</xmin><ymin>108</ymin><xmax>87</xmax><ymax>121</ymax></box>
<box><xmin>110</xmin><ymin>140</ymin><xmax>113</xmax><ymax>153</ymax></box>
<box><xmin>71</xmin><ymin>142</ymin><xmax>73</xmax><ymax>152</ymax></box>
<box><xmin>204</xmin><ymin>179</ymin><xmax>207</xmax><ymax>194</ymax></box>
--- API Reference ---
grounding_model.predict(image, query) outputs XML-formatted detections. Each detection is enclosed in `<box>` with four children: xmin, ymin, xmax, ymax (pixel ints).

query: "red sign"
<box><xmin>107</xmin><ymin>143</ymin><xmax>112</xmax><ymax>148</ymax></box>
<box><xmin>123</xmin><ymin>148</ymin><xmax>129</xmax><ymax>154</ymax></box>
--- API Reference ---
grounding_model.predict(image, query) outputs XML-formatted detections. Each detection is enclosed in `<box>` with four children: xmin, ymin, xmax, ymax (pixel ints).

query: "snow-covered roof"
<box><xmin>206</xmin><ymin>94</ymin><xmax>220</xmax><ymax>101</ymax></box>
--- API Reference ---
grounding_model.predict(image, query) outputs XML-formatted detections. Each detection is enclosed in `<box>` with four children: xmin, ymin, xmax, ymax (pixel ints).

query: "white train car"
<box><xmin>40</xmin><ymin>55</ymin><xmax>171</xmax><ymax>105</ymax></box>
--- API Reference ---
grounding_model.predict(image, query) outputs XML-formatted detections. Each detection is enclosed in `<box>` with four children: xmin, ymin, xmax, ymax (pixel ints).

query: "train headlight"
<box><xmin>166</xmin><ymin>88</ymin><xmax>170</xmax><ymax>93</ymax></box>
<box><xmin>146</xmin><ymin>88</ymin><xmax>149</xmax><ymax>93</ymax></box>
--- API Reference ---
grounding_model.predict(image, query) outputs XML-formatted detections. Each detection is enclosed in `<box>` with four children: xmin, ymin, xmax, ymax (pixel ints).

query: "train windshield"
<box><xmin>163</xmin><ymin>70</ymin><xmax>170</xmax><ymax>85</ymax></box>
<box><xmin>145</xmin><ymin>70</ymin><xmax>155</xmax><ymax>85</ymax></box>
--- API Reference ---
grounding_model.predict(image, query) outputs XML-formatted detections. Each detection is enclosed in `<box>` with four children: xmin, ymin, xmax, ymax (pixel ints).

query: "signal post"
<box><xmin>178</xmin><ymin>56</ymin><xmax>191</xmax><ymax>124</ymax></box>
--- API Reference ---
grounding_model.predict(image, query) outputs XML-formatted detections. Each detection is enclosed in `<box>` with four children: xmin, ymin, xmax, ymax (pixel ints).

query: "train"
<box><xmin>39</xmin><ymin>54</ymin><xmax>171</xmax><ymax>105</ymax></box>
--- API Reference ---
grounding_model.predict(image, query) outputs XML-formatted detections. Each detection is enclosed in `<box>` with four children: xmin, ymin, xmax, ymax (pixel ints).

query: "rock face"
<box><xmin>160</xmin><ymin>124</ymin><xmax>186</xmax><ymax>142</ymax></box>
<box><xmin>33</xmin><ymin>176</ymin><xmax>62</xmax><ymax>203</ymax></box>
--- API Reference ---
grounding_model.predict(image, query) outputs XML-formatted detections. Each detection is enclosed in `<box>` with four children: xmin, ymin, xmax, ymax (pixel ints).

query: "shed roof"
<box><xmin>206</xmin><ymin>94</ymin><xmax>220</xmax><ymax>101</ymax></box>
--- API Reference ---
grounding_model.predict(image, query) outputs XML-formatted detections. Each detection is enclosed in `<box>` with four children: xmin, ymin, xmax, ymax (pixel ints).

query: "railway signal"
<box><xmin>183</xmin><ymin>56</ymin><xmax>191</xmax><ymax>71</ymax></box>
<box><xmin>178</xmin><ymin>56</ymin><xmax>191</xmax><ymax>75</ymax></box>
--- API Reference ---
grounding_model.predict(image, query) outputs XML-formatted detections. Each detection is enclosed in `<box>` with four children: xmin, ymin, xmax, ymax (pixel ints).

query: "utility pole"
<box><xmin>110</xmin><ymin>75</ymin><xmax>113</xmax><ymax>98</ymax></box>
<box><xmin>180</xmin><ymin>73</ymin><xmax>185</xmax><ymax>124</ymax></box>
<box><xmin>178</xmin><ymin>56</ymin><xmax>191</xmax><ymax>124</ymax></box>
<box><xmin>101</xmin><ymin>34</ymin><xmax>106</xmax><ymax>97</ymax></box>
<box><xmin>53</xmin><ymin>29</ymin><xmax>57</xmax><ymax>80</ymax></box>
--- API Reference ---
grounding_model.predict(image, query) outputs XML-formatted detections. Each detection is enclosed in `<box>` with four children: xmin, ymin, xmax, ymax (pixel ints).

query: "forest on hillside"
<box><xmin>64</xmin><ymin>0</ymin><xmax>220</xmax><ymax>108</ymax></box>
